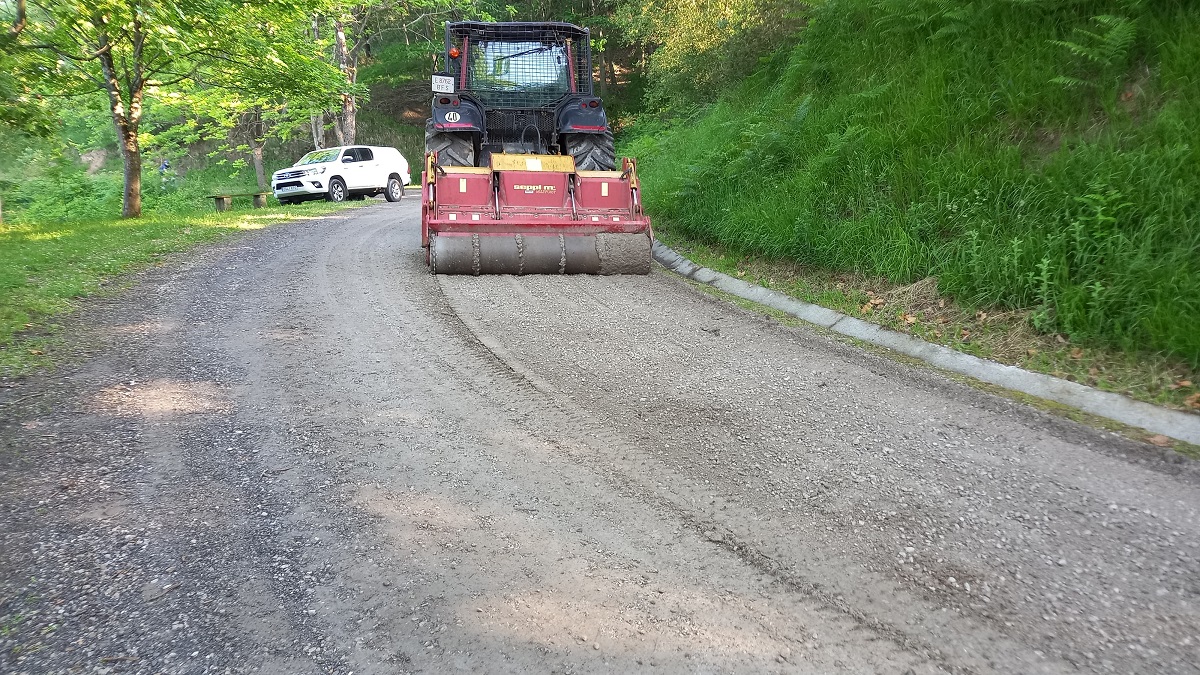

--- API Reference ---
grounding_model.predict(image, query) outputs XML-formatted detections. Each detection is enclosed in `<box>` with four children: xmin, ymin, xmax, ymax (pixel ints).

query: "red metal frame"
<box><xmin>566</xmin><ymin>40</ymin><xmax>577</xmax><ymax>93</ymax></box>
<box><xmin>459</xmin><ymin>36</ymin><xmax>469</xmax><ymax>90</ymax></box>
<box><xmin>420</xmin><ymin>154</ymin><xmax>650</xmax><ymax>252</ymax></box>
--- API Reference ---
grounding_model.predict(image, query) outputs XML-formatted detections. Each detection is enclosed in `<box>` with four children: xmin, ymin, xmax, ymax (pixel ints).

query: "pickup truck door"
<box><xmin>336</xmin><ymin>149</ymin><xmax>358</xmax><ymax>189</ymax></box>
<box><xmin>356</xmin><ymin>147</ymin><xmax>383</xmax><ymax>188</ymax></box>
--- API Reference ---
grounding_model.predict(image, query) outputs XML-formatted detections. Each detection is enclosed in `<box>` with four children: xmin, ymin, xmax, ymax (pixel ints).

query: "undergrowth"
<box><xmin>624</xmin><ymin>0</ymin><xmax>1200</xmax><ymax>368</ymax></box>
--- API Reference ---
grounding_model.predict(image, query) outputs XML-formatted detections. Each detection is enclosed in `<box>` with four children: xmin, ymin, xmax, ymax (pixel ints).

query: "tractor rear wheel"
<box><xmin>425</xmin><ymin>119</ymin><xmax>475</xmax><ymax>166</ymax></box>
<box><xmin>564</xmin><ymin>130</ymin><xmax>616</xmax><ymax>171</ymax></box>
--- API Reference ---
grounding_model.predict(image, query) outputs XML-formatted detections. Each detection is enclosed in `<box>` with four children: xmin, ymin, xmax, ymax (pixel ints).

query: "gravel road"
<box><xmin>2</xmin><ymin>201</ymin><xmax>1198</xmax><ymax>674</ymax></box>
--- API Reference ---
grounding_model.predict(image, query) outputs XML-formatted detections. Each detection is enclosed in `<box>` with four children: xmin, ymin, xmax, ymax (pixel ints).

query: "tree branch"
<box><xmin>142</xmin><ymin>45</ymin><xmax>224</xmax><ymax>81</ymax></box>
<box><xmin>149</xmin><ymin>66</ymin><xmax>203</xmax><ymax>88</ymax></box>
<box><xmin>54</xmin><ymin>57</ymin><xmax>108</xmax><ymax>89</ymax></box>
<box><xmin>5</xmin><ymin>0</ymin><xmax>26</xmax><ymax>41</ymax></box>
<box><xmin>25</xmin><ymin>40</ymin><xmax>113</xmax><ymax>61</ymax></box>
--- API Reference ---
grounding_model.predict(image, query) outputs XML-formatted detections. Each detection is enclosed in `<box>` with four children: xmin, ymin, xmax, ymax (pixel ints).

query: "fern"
<box><xmin>1049</xmin><ymin>14</ymin><xmax>1137</xmax><ymax>90</ymax></box>
<box><xmin>1049</xmin><ymin>74</ymin><xmax>1088</xmax><ymax>89</ymax></box>
<box><xmin>873</xmin><ymin>0</ymin><xmax>978</xmax><ymax>41</ymax></box>
<box><xmin>1051</xmin><ymin>15</ymin><xmax>1137</xmax><ymax>68</ymax></box>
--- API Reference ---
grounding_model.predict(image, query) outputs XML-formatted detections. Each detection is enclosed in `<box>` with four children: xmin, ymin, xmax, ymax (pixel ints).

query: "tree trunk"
<box><xmin>250</xmin><ymin>107</ymin><xmax>267</xmax><ymax>190</ymax></box>
<box><xmin>341</xmin><ymin>95</ymin><xmax>356</xmax><ymax>145</ymax></box>
<box><xmin>334</xmin><ymin>19</ymin><xmax>356</xmax><ymax>145</ymax></box>
<box><xmin>309</xmin><ymin>15</ymin><xmax>325</xmax><ymax>149</ymax></box>
<box><xmin>595</xmin><ymin>26</ymin><xmax>608</xmax><ymax>97</ymax></box>
<box><xmin>252</xmin><ymin>144</ymin><xmax>266</xmax><ymax>190</ymax></box>
<box><xmin>119</xmin><ymin>127</ymin><xmax>143</xmax><ymax>218</ymax></box>
<box><xmin>331</xmin><ymin>111</ymin><xmax>346</xmax><ymax>146</ymax></box>
<box><xmin>598</xmin><ymin>50</ymin><xmax>608</xmax><ymax>96</ymax></box>
<box><xmin>311</xmin><ymin>113</ymin><xmax>324</xmax><ymax>149</ymax></box>
<box><xmin>98</xmin><ymin>37</ymin><xmax>144</xmax><ymax>218</ymax></box>
<box><xmin>4</xmin><ymin>0</ymin><xmax>26</xmax><ymax>43</ymax></box>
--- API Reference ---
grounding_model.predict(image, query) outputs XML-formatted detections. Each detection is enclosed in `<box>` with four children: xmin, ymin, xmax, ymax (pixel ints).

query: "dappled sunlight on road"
<box><xmin>101</xmin><ymin>320</ymin><xmax>176</xmax><ymax>337</ymax></box>
<box><xmin>89</xmin><ymin>378</ymin><xmax>230</xmax><ymax>417</ymax></box>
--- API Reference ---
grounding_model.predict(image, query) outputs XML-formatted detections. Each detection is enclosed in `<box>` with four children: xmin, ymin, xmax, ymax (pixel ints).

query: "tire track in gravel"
<box><xmin>4</xmin><ymin>201</ymin><xmax>1196</xmax><ymax>675</ymax></box>
<box><xmin>438</xmin><ymin>276</ymin><xmax>1062</xmax><ymax>675</ymax></box>
<box><xmin>139</xmin><ymin>203</ymin><xmax>936</xmax><ymax>673</ymax></box>
<box><xmin>295</xmin><ymin>204</ymin><xmax>949</xmax><ymax>673</ymax></box>
<box><xmin>436</xmin><ymin>261</ymin><xmax>1200</xmax><ymax>675</ymax></box>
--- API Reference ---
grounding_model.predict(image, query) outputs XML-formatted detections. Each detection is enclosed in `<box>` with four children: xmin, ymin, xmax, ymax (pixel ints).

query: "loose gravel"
<box><xmin>2</xmin><ymin>200</ymin><xmax>1197</xmax><ymax>674</ymax></box>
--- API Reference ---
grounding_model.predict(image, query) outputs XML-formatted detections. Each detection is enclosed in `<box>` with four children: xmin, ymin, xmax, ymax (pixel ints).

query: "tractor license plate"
<box><xmin>432</xmin><ymin>75</ymin><xmax>455</xmax><ymax>93</ymax></box>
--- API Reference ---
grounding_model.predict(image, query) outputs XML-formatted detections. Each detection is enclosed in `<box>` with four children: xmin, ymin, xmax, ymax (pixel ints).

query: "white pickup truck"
<box><xmin>272</xmin><ymin>145</ymin><xmax>411</xmax><ymax>204</ymax></box>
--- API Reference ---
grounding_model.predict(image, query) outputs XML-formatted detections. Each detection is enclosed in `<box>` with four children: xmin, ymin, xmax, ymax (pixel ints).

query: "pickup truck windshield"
<box><xmin>297</xmin><ymin>149</ymin><xmax>341</xmax><ymax>165</ymax></box>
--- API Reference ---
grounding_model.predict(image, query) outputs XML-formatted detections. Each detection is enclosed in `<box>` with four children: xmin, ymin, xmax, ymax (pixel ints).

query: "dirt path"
<box><xmin>2</xmin><ymin>201</ymin><xmax>1197</xmax><ymax>674</ymax></box>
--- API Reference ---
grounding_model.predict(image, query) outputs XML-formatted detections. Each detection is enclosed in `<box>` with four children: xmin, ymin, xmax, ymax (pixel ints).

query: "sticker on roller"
<box><xmin>526</xmin><ymin>158</ymin><xmax>543</xmax><ymax>171</ymax></box>
<box><xmin>459</xmin><ymin>178</ymin><xmax>467</xmax><ymax>192</ymax></box>
<box><xmin>445</xmin><ymin>111</ymin><xmax>461</xmax><ymax>123</ymax></box>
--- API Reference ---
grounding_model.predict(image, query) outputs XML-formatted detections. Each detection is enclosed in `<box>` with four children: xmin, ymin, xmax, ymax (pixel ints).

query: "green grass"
<box><xmin>624</xmin><ymin>0</ymin><xmax>1200</xmax><ymax>369</ymax></box>
<box><xmin>0</xmin><ymin>200</ymin><xmax>364</xmax><ymax>376</ymax></box>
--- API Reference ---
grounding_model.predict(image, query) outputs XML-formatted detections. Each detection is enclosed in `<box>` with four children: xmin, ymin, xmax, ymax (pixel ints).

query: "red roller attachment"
<box><xmin>420</xmin><ymin>153</ymin><xmax>652</xmax><ymax>275</ymax></box>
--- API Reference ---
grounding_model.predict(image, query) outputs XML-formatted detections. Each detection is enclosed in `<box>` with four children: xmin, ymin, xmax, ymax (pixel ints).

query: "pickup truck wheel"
<box><xmin>385</xmin><ymin>177</ymin><xmax>404</xmax><ymax>202</ymax></box>
<box><xmin>326</xmin><ymin>178</ymin><xmax>347</xmax><ymax>202</ymax></box>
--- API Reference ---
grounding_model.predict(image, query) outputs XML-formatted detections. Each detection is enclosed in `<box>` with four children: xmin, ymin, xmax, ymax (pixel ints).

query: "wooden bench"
<box><xmin>207</xmin><ymin>192</ymin><xmax>270</xmax><ymax>211</ymax></box>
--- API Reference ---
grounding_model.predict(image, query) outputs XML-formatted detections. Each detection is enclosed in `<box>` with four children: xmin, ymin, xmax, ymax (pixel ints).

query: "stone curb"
<box><xmin>652</xmin><ymin>241</ymin><xmax>1200</xmax><ymax>445</ymax></box>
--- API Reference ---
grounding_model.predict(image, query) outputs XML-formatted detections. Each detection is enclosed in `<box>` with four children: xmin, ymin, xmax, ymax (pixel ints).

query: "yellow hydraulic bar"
<box><xmin>489</xmin><ymin>153</ymin><xmax>577</xmax><ymax>173</ymax></box>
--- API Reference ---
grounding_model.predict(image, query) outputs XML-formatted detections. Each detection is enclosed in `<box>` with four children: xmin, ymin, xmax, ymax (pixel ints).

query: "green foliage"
<box><xmin>614</xmin><ymin>0</ymin><xmax>804</xmax><ymax>107</ymax></box>
<box><xmin>625</xmin><ymin>0</ymin><xmax>1200</xmax><ymax>366</ymax></box>
<box><xmin>353</xmin><ymin>110</ymin><xmax>426</xmax><ymax>163</ymax></box>
<box><xmin>360</xmin><ymin>40</ymin><xmax>440</xmax><ymax>88</ymax></box>
<box><xmin>4</xmin><ymin>0</ymin><xmax>355</xmax><ymax>217</ymax></box>
<box><xmin>4</xmin><ymin>152</ymin><xmax>124</xmax><ymax>223</ymax></box>
<box><xmin>1050</xmin><ymin>13</ymin><xmax>1138</xmax><ymax>89</ymax></box>
<box><xmin>0</xmin><ymin>56</ymin><xmax>56</xmax><ymax>136</ymax></box>
<box><xmin>1052</xmin><ymin>14</ymin><xmax>1137</xmax><ymax>67</ymax></box>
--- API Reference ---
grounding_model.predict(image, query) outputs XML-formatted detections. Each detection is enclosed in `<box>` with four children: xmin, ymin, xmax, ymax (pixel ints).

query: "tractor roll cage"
<box><xmin>445</xmin><ymin>21</ymin><xmax>594</xmax><ymax>109</ymax></box>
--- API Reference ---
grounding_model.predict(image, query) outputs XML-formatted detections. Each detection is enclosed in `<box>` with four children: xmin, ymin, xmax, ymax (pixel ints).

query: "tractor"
<box><xmin>420</xmin><ymin>21</ymin><xmax>652</xmax><ymax>275</ymax></box>
<box><xmin>425</xmin><ymin>21</ymin><xmax>615</xmax><ymax>171</ymax></box>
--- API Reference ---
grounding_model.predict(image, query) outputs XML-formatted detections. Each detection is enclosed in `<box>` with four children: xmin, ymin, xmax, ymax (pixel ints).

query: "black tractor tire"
<box><xmin>326</xmin><ymin>178</ymin><xmax>347</xmax><ymax>202</ymax></box>
<box><xmin>425</xmin><ymin>118</ymin><xmax>475</xmax><ymax>166</ymax></box>
<box><xmin>564</xmin><ymin>129</ymin><xmax>616</xmax><ymax>171</ymax></box>
<box><xmin>385</xmin><ymin>177</ymin><xmax>404</xmax><ymax>202</ymax></box>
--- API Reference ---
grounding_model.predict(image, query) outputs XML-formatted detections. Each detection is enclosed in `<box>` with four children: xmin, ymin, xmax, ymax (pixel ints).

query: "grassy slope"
<box><xmin>624</xmin><ymin>0</ymin><xmax>1200</xmax><ymax>368</ymax></box>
